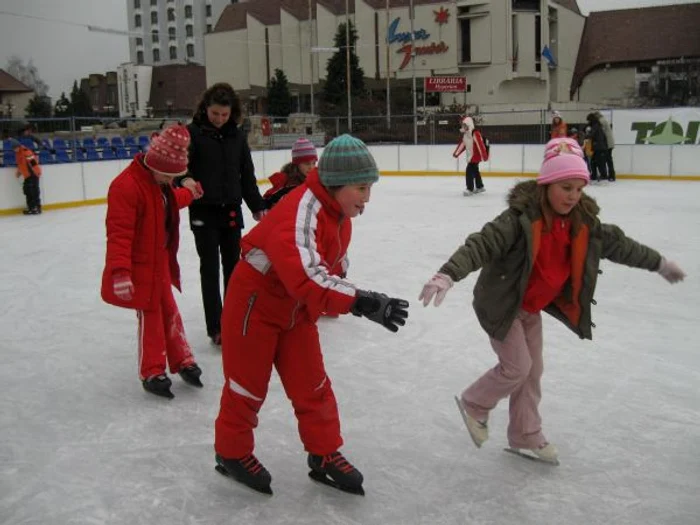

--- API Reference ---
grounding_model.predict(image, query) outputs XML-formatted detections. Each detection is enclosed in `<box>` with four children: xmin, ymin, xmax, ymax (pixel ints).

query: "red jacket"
<box><xmin>452</xmin><ymin>130</ymin><xmax>488</xmax><ymax>163</ymax></box>
<box><xmin>101</xmin><ymin>154</ymin><xmax>194</xmax><ymax>310</ymax></box>
<box><xmin>236</xmin><ymin>168</ymin><xmax>356</xmax><ymax>322</ymax></box>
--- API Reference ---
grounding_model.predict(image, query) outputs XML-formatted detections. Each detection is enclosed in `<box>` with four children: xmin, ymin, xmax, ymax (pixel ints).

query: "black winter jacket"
<box><xmin>186</xmin><ymin>118</ymin><xmax>265</xmax><ymax>213</ymax></box>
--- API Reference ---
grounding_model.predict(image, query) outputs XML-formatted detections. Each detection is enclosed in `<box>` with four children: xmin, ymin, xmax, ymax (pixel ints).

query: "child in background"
<box><xmin>101</xmin><ymin>125</ymin><xmax>205</xmax><ymax>399</ymax></box>
<box><xmin>11</xmin><ymin>138</ymin><xmax>42</xmax><ymax>215</ymax></box>
<box><xmin>213</xmin><ymin>134</ymin><xmax>409</xmax><ymax>495</ymax></box>
<box><xmin>263</xmin><ymin>137</ymin><xmax>318</xmax><ymax>209</ymax></box>
<box><xmin>453</xmin><ymin>116</ymin><xmax>489</xmax><ymax>196</ymax></box>
<box><xmin>419</xmin><ymin>137</ymin><xmax>685</xmax><ymax>464</ymax></box>
<box><xmin>550</xmin><ymin>111</ymin><xmax>567</xmax><ymax>139</ymax></box>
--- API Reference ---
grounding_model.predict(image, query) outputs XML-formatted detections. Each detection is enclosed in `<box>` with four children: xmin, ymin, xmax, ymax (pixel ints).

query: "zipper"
<box><xmin>242</xmin><ymin>293</ymin><xmax>257</xmax><ymax>336</ymax></box>
<box><xmin>288</xmin><ymin>302</ymin><xmax>301</xmax><ymax>329</ymax></box>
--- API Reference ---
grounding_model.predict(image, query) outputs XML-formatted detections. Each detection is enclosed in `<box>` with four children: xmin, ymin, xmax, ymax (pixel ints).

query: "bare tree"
<box><xmin>5</xmin><ymin>55</ymin><xmax>50</xmax><ymax>97</ymax></box>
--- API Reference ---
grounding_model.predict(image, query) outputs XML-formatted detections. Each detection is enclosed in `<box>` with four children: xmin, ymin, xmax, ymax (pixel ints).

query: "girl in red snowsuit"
<box><xmin>101</xmin><ymin>125</ymin><xmax>205</xmax><ymax>399</ymax></box>
<box><xmin>213</xmin><ymin>134</ymin><xmax>409</xmax><ymax>495</ymax></box>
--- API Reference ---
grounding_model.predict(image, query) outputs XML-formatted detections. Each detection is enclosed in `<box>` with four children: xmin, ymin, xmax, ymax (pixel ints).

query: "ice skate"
<box><xmin>504</xmin><ymin>443</ymin><xmax>559</xmax><ymax>465</ymax></box>
<box><xmin>463</xmin><ymin>190</ymin><xmax>474</xmax><ymax>197</ymax></box>
<box><xmin>475</xmin><ymin>187</ymin><xmax>486</xmax><ymax>194</ymax></box>
<box><xmin>142</xmin><ymin>374</ymin><xmax>174</xmax><ymax>399</ymax></box>
<box><xmin>454</xmin><ymin>396</ymin><xmax>488</xmax><ymax>448</ymax></box>
<box><xmin>178</xmin><ymin>363</ymin><xmax>203</xmax><ymax>388</ymax></box>
<box><xmin>215</xmin><ymin>453</ymin><xmax>273</xmax><ymax>495</ymax></box>
<box><xmin>308</xmin><ymin>451</ymin><xmax>364</xmax><ymax>495</ymax></box>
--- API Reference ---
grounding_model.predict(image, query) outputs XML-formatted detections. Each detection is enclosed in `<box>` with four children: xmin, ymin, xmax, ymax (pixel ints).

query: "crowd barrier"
<box><xmin>1</xmin><ymin>143</ymin><xmax>698</xmax><ymax>215</ymax></box>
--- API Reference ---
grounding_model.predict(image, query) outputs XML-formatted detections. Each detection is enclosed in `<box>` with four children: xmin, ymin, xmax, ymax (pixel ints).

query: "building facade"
<box><xmin>126</xmin><ymin>0</ymin><xmax>248</xmax><ymax>67</ymax></box>
<box><xmin>117</xmin><ymin>64</ymin><xmax>154</xmax><ymax>117</ymax></box>
<box><xmin>205</xmin><ymin>0</ymin><xmax>585</xmax><ymax>113</ymax></box>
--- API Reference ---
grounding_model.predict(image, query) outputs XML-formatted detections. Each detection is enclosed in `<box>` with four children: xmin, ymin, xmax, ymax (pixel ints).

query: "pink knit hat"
<box><xmin>537</xmin><ymin>138</ymin><xmax>590</xmax><ymax>186</ymax></box>
<box><xmin>143</xmin><ymin>124</ymin><xmax>190</xmax><ymax>176</ymax></box>
<box><xmin>291</xmin><ymin>137</ymin><xmax>318</xmax><ymax>165</ymax></box>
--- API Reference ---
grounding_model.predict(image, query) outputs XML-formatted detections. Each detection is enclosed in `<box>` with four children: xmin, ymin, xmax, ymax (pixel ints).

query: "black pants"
<box><xmin>23</xmin><ymin>175</ymin><xmax>41</xmax><ymax>210</ymax></box>
<box><xmin>190</xmin><ymin>205</ymin><xmax>243</xmax><ymax>338</ymax></box>
<box><xmin>465</xmin><ymin>163</ymin><xmax>484</xmax><ymax>192</ymax></box>
<box><xmin>591</xmin><ymin>151</ymin><xmax>608</xmax><ymax>181</ymax></box>
<box><xmin>605</xmin><ymin>148</ymin><xmax>616</xmax><ymax>181</ymax></box>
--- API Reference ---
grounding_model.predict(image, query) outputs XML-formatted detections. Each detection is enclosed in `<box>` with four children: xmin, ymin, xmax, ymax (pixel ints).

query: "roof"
<box><xmin>0</xmin><ymin>69</ymin><xmax>33</xmax><ymax>93</ymax></box>
<box><xmin>571</xmin><ymin>3</ymin><xmax>700</xmax><ymax>97</ymax></box>
<box><xmin>552</xmin><ymin>0</ymin><xmax>581</xmax><ymax>16</ymax></box>
<box><xmin>362</xmin><ymin>0</ymin><xmax>444</xmax><ymax>9</ymax></box>
<box><xmin>214</xmin><ymin>2</ymin><xmax>248</xmax><ymax>32</ymax></box>
<box><xmin>316</xmin><ymin>0</ymin><xmax>354</xmax><ymax>15</ymax></box>
<box><xmin>281</xmin><ymin>0</ymin><xmax>316</xmax><ymax>21</ymax></box>
<box><xmin>214</xmin><ymin>1</ymin><xmax>283</xmax><ymax>32</ymax></box>
<box><xmin>148</xmin><ymin>64</ymin><xmax>206</xmax><ymax>112</ymax></box>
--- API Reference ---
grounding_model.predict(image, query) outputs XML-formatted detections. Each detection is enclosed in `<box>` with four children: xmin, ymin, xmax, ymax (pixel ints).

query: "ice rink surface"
<box><xmin>1</xmin><ymin>176</ymin><xmax>698</xmax><ymax>525</ymax></box>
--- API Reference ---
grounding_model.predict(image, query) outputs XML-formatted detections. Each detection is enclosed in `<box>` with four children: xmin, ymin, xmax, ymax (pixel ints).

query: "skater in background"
<box><xmin>587</xmin><ymin>113</ymin><xmax>609</xmax><ymax>183</ymax></box>
<box><xmin>419</xmin><ymin>137</ymin><xmax>685</xmax><ymax>464</ymax></box>
<box><xmin>11</xmin><ymin>138</ymin><xmax>42</xmax><ymax>215</ymax></box>
<box><xmin>550</xmin><ymin>111</ymin><xmax>567</xmax><ymax>139</ymax></box>
<box><xmin>180</xmin><ymin>83</ymin><xmax>267</xmax><ymax>346</ymax></box>
<box><xmin>453</xmin><ymin>116</ymin><xmax>489</xmax><ymax>196</ymax></box>
<box><xmin>213</xmin><ymin>134</ymin><xmax>409</xmax><ymax>495</ymax></box>
<box><xmin>101</xmin><ymin>124</ymin><xmax>205</xmax><ymax>399</ymax></box>
<box><xmin>583</xmin><ymin>126</ymin><xmax>594</xmax><ymax>175</ymax></box>
<box><xmin>594</xmin><ymin>111</ymin><xmax>616</xmax><ymax>181</ymax></box>
<box><xmin>262</xmin><ymin>137</ymin><xmax>318</xmax><ymax>209</ymax></box>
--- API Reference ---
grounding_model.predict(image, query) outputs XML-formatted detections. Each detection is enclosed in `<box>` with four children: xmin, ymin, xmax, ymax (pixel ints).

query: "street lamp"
<box><xmin>409</xmin><ymin>0</ymin><xmax>417</xmax><ymax>145</ymax></box>
<box><xmin>345</xmin><ymin>0</ymin><xmax>352</xmax><ymax>131</ymax></box>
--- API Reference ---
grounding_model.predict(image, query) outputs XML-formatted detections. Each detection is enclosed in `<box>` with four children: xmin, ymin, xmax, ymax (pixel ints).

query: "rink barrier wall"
<box><xmin>1</xmin><ymin>144</ymin><xmax>698</xmax><ymax>215</ymax></box>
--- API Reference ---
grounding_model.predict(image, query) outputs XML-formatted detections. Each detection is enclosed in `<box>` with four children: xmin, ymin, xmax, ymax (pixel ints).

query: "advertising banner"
<box><xmin>611</xmin><ymin>107</ymin><xmax>700</xmax><ymax>145</ymax></box>
<box><xmin>424</xmin><ymin>77</ymin><xmax>468</xmax><ymax>93</ymax></box>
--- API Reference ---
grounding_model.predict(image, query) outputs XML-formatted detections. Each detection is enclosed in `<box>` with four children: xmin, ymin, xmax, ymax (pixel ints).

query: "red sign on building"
<box><xmin>424</xmin><ymin>77</ymin><xmax>468</xmax><ymax>92</ymax></box>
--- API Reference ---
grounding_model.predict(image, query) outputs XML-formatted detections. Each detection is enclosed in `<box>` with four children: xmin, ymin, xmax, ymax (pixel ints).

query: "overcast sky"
<box><xmin>0</xmin><ymin>0</ymin><xmax>695</xmax><ymax>100</ymax></box>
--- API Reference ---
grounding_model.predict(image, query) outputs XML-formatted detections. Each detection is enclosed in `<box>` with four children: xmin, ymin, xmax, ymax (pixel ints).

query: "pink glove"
<box><xmin>113</xmin><ymin>272</ymin><xmax>134</xmax><ymax>301</ymax></box>
<box><xmin>657</xmin><ymin>257</ymin><xmax>685</xmax><ymax>284</ymax></box>
<box><xmin>253</xmin><ymin>209</ymin><xmax>268</xmax><ymax>222</ymax></box>
<box><xmin>418</xmin><ymin>273</ymin><xmax>453</xmax><ymax>307</ymax></box>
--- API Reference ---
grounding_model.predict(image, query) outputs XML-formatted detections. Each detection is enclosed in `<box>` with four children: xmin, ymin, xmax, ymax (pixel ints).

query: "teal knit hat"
<box><xmin>318</xmin><ymin>134</ymin><xmax>379</xmax><ymax>187</ymax></box>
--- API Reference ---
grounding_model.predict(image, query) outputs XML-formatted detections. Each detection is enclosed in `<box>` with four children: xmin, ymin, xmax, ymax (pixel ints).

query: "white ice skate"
<box><xmin>504</xmin><ymin>443</ymin><xmax>559</xmax><ymax>465</ymax></box>
<box><xmin>463</xmin><ymin>190</ymin><xmax>475</xmax><ymax>196</ymax></box>
<box><xmin>454</xmin><ymin>396</ymin><xmax>488</xmax><ymax>448</ymax></box>
<box><xmin>475</xmin><ymin>187</ymin><xmax>486</xmax><ymax>194</ymax></box>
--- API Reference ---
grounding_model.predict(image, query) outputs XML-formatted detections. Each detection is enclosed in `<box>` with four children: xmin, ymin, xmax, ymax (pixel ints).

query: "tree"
<box><xmin>25</xmin><ymin>95</ymin><xmax>52</xmax><ymax>118</ymax></box>
<box><xmin>5</xmin><ymin>55</ymin><xmax>49</xmax><ymax>97</ymax></box>
<box><xmin>69</xmin><ymin>80</ymin><xmax>92</xmax><ymax>116</ymax></box>
<box><xmin>625</xmin><ymin>62</ymin><xmax>700</xmax><ymax>107</ymax></box>
<box><xmin>54</xmin><ymin>92</ymin><xmax>71</xmax><ymax>116</ymax></box>
<box><xmin>267</xmin><ymin>68</ymin><xmax>292</xmax><ymax>117</ymax></box>
<box><xmin>321</xmin><ymin>21</ymin><xmax>365</xmax><ymax>111</ymax></box>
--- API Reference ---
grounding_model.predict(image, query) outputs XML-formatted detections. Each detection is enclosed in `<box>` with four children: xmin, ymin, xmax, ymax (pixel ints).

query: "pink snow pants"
<box><xmin>136</xmin><ymin>255</ymin><xmax>195</xmax><ymax>380</ymax></box>
<box><xmin>462</xmin><ymin>310</ymin><xmax>546</xmax><ymax>449</ymax></box>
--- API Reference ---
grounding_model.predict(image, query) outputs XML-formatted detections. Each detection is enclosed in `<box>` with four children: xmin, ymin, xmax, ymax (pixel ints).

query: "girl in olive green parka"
<box><xmin>419</xmin><ymin>138</ymin><xmax>686</xmax><ymax>464</ymax></box>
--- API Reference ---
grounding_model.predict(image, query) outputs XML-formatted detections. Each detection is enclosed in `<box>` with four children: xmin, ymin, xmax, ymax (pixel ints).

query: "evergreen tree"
<box><xmin>54</xmin><ymin>92</ymin><xmax>71</xmax><ymax>116</ymax></box>
<box><xmin>322</xmin><ymin>21</ymin><xmax>365</xmax><ymax>108</ymax></box>
<box><xmin>69</xmin><ymin>80</ymin><xmax>92</xmax><ymax>116</ymax></box>
<box><xmin>267</xmin><ymin>69</ymin><xmax>292</xmax><ymax>117</ymax></box>
<box><xmin>25</xmin><ymin>95</ymin><xmax>52</xmax><ymax>118</ymax></box>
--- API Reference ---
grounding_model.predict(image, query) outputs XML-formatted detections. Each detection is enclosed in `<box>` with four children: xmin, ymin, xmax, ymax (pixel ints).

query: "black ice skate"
<box><xmin>142</xmin><ymin>374</ymin><xmax>174</xmax><ymax>399</ymax></box>
<box><xmin>215</xmin><ymin>454</ymin><xmax>273</xmax><ymax>495</ymax></box>
<box><xmin>307</xmin><ymin>451</ymin><xmax>365</xmax><ymax>495</ymax></box>
<box><xmin>178</xmin><ymin>364</ymin><xmax>203</xmax><ymax>387</ymax></box>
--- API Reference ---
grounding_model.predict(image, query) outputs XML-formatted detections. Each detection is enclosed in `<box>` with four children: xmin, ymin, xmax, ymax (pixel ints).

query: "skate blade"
<box><xmin>215</xmin><ymin>464</ymin><xmax>273</xmax><ymax>495</ymax></box>
<box><xmin>308</xmin><ymin>470</ymin><xmax>365</xmax><ymax>496</ymax></box>
<box><xmin>454</xmin><ymin>396</ymin><xmax>482</xmax><ymax>449</ymax></box>
<box><xmin>503</xmin><ymin>448</ymin><xmax>560</xmax><ymax>466</ymax></box>
<box><xmin>181</xmin><ymin>377</ymin><xmax>204</xmax><ymax>388</ymax></box>
<box><xmin>143</xmin><ymin>388</ymin><xmax>174</xmax><ymax>399</ymax></box>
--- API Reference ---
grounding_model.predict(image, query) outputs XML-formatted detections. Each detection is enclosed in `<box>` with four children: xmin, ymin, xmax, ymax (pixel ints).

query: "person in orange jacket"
<box><xmin>213</xmin><ymin>134</ymin><xmax>409</xmax><ymax>495</ymax></box>
<box><xmin>262</xmin><ymin>137</ymin><xmax>318</xmax><ymax>209</ymax></box>
<box><xmin>550</xmin><ymin>111</ymin><xmax>568</xmax><ymax>139</ymax></box>
<box><xmin>101</xmin><ymin>124</ymin><xmax>205</xmax><ymax>399</ymax></box>
<box><xmin>11</xmin><ymin>139</ymin><xmax>42</xmax><ymax>215</ymax></box>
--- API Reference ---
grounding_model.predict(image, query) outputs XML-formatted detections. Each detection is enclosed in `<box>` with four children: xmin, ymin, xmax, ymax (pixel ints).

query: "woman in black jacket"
<box><xmin>181</xmin><ymin>83</ymin><xmax>266</xmax><ymax>344</ymax></box>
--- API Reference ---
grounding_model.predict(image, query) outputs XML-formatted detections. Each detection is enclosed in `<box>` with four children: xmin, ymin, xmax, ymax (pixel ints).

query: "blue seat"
<box><xmin>2</xmin><ymin>139</ymin><xmax>15</xmax><ymax>152</ymax></box>
<box><xmin>42</xmin><ymin>139</ymin><xmax>52</xmax><ymax>150</ymax></box>
<box><xmin>124</xmin><ymin>136</ymin><xmax>137</xmax><ymax>147</ymax></box>
<box><xmin>96</xmin><ymin>137</ymin><xmax>110</xmax><ymax>148</ymax></box>
<box><xmin>39</xmin><ymin>150</ymin><xmax>55</xmax><ymax>164</ymax></box>
<box><xmin>75</xmin><ymin>149</ymin><xmax>87</xmax><ymax>162</ymax></box>
<box><xmin>82</xmin><ymin>137</ymin><xmax>96</xmax><ymax>148</ymax></box>
<box><xmin>138</xmin><ymin>135</ymin><xmax>149</xmax><ymax>147</ymax></box>
<box><xmin>55</xmin><ymin>150</ymin><xmax>71</xmax><ymax>163</ymax></box>
<box><xmin>85</xmin><ymin>147</ymin><xmax>100</xmax><ymax>161</ymax></box>
<box><xmin>101</xmin><ymin>148</ymin><xmax>116</xmax><ymax>160</ymax></box>
<box><xmin>18</xmin><ymin>137</ymin><xmax>35</xmax><ymax>149</ymax></box>
<box><xmin>3</xmin><ymin>153</ymin><xmax>17</xmax><ymax>167</ymax></box>
<box><xmin>111</xmin><ymin>137</ymin><xmax>124</xmax><ymax>148</ymax></box>
<box><xmin>115</xmin><ymin>146</ymin><xmax>130</xmax><ymax>159</ymax></box>
<box><xmin>53</xmin><ymin>138</ymin><xmax>68</xmax><ymax>151</ymax></box>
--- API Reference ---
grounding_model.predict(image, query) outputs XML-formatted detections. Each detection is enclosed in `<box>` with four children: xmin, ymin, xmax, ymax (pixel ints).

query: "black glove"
<box><xmin>351</xmin><ymin>289</ymin><xmax>409</xmax><ymax>333</ymax></box>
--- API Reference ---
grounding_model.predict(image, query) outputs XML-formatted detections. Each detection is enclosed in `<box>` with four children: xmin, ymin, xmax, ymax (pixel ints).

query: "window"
<box><xmin>206</xmin><ymin>4</ymin><xmax>212</xmax><ymax>17</ymax></box>
<box><xmin>170</xmin><ymin>47</ymin><xmax>177</xmax><ymax>59</ymax></box>
<box><xmin>512</xmin><ymin>0</ymin><xmax>540</xmax><ymax>10</ymax></box>
<box><xmin>137</xmin><ymin>51</ymin><xmax>144</xmax><ymax>64</ymax></box>
<box><xmin>151</xmin><ymin>11</ymin><xmax>158</xmax><ymax>24</ymax></box>
<box><xmin>169</xmin><ymin>27</ymin><xmax>176</xmax><ymax>40</ymax></box>
<box><xmin>153</xmin><ymin>49</ymin><xmax>160</xmax><ymax>62</ymax></box>
<box><xmin>136</xmin><ymin>37</ymin><xmax>143</xmax><ymax>46</ymax></box>
<box><xmin>152</xmin><ymin>30</ymin><xmax>159</xmax><ymax>43</ymax></box>
<box><xmin>185</xmin><ymin>5</ymin><xmax>193</xmax><ymax>18</ymax></box>
<box><xmin>206</xmin><ymin>24</ymin><xmax>212</xmax><ymax>33</ymax></box>
<box><xmin>639</xmin><ymin>81</ymin><xmax>649</xmax><ymax>97</ymax></box>
<box><xmin>186</xmin><ymin>25</ymin><xmax>194</xmax><ymax>37</ymax></box>
<box><xmin>637</xmin><ymin>65</ymin><xmax>652</xmax><ymax>74</ymax></box>
<box><xmin>134</xmin><ymin>0</ymin><xmax>141</xmax><ymax>8</ymax></box>
<box><xmin>187</xmin><ymin>44</ymin><xmax>195</xmax><ymax>58</ymax></box>
<box><xmin>135</xmin><ymin>14</ymin><xmax>141</xmax><ymax>27</ymax></box>
<box><xmin>460</xmin><ymin>19</ymin><xmax>471</xmax><ymax>63</ymax></box>
<box><xmin>168</xmin><ymin>8</ymin><xmax>175</xmax><ymax>21</ymax></box>
<box><xmin>511</xmin><ymin>14</ymin><xmax>517</xmax><ymax>71</ymax></box>
<box><xmin>150</xmin><ymin>0</ymin><xmax>157</xmax><ymax>5</ymax></box>
<box><xmin>535</xmin><ymin>14</ymin><xmax>541</xmax><ymax>72</ymax></box>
